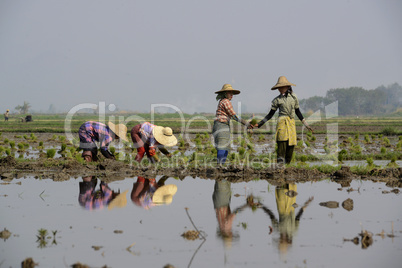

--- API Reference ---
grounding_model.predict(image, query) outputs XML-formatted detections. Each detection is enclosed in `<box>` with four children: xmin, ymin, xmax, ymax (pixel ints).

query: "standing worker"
<box><xmin>4</xmin><ymin>109</ymin><xmax>9</xmax><ymax>121</ymax></box>
<box><xmin>78</xmin><ymin>121</ymin><xmax>128</xmax><ymax>162</ymax></box>
<box><xmin>254</xmin><ymin>76</ymin><xmax>313</xmax><ymax>165</ymax></box>
<box><xmin>131</xmin><ymin>122</ymin><xmax>177</xmax><ymax>163</ymax></box>
<box><xmin>213</xmin><ymin>84</ymin><xmax>251</xmax><ymax>165</ymax></box>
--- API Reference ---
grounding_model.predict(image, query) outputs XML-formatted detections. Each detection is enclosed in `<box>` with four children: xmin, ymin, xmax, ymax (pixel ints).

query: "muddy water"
<box><xmin>1</xmin><ymin>176</ymin><xmax>401</xmax><ymax>268</ymax></box>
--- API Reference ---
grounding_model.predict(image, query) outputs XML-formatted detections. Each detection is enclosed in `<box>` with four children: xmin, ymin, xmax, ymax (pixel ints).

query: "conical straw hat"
<box><xmin>271</xmin><ymin>76</ymin><xmax>296</xmax><ymax>90</ymax></box>
<box><xmin>215</xmin><ymin>84</ymin><xmax>240</xmax><ymax>95</ymax></box>
<box><xmin>152</xmin><ymin>184</ymin><xmax>177</xmax><ymax>205</ymax></box>
<box><xmin>108</xmin><ymin>121</ymin><xmax>128</xmax><ymax>142</ymax></box>
<box><xmin>108</xmin><ymin>190</ymin><xmax>129</xmax><ymax>210</ymax></box>
<box><xmin>153</xmin><ymin>126</ymin><xmax>177</xmax><ymax>146</ymax></box>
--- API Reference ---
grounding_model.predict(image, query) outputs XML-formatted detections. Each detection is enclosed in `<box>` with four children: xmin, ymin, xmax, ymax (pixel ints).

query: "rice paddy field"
<box><xmin>1</xmin><ymin>113</ymin><xmax>402</xmax><ymax>267</ymax></box>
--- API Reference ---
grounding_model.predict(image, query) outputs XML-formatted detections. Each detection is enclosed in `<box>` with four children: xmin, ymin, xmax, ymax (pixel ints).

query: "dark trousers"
<box><xmin>277</xmin><ymin>140</ymin><xmax>294</xmax><ymax>164</ymax></box>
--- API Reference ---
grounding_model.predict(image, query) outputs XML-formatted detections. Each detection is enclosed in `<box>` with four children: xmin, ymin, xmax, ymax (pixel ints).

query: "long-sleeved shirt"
<box><xmin>215</xmin><ymin>98</ymin><xmax>241</xmax><ymax>124</ymax></box>
<box><xmin>78</xmin><ymin>121</ymin><xmax>114</xmax><ymax>150</ymax></box>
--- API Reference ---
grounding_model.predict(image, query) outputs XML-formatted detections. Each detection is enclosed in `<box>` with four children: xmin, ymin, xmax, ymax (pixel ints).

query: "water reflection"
<box><xmin>259</xmin><ymin>183</ymin><xmax>313</xmax><ymax>260</ymax></box>
<box><xmin>212</xmin><ymin>180</ymin><xmax>248</xmax><ymax>248</ymax></box>
<box><xmin>78</xmin><ymin>176</ymin><xmax>127</xmax><ymax>210</ymax></box>
<box><xmin>130</xmin><ymin>176</ymin><xmax>177</xmax><ymax>209</ymax></box>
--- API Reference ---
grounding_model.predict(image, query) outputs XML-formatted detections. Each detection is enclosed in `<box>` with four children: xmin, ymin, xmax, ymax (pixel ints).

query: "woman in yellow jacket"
<box><xmin>254</xmin><ymin>76</ymin><xmax>313</xmax><ymax>165</ymax></box>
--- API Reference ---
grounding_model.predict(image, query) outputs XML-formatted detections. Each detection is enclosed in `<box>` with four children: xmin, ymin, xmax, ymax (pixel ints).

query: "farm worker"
<box><xmin>130</xmin><ymin>122</ymin><xmax>177</xmax><ymax>163</ymax></box>
<box><xmin>78</xmin><ymin>121</ymin><xmax>128</xmax><ymax>162</ymax></box>
<box><xmin>213</xmin><ymin>84</ymin><xmax>252</xmax><ymax>165</ymax></box>
<box><xmin>253</xmin><ymin>76</ymin><xmax>313</xmax><ymax>165</ymax></box>
<box><xmin>4</xmin><ymin>109</ymin><xmax>9</xmax><ymax>121</ymax></box>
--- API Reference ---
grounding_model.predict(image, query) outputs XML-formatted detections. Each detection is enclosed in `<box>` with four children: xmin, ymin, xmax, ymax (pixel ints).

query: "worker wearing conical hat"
<box><xmin>78</xmin><ymin>121</ymin><xmax>128</xmax><ymax>162</ymax></box>
<box><xmin>213</xmin><ymin>84</ymin><xmax>253</xmax><ymax>165</ymax></box>
<box><xmin>4</xmin><ymin>109</ymin><xmax>9</xmax><ymax>121</ymax></box>
<box><xmin>131</xmin><ymin>122</ymin><xmax>177</xmax><ymax>163</ymax></box>
<box><xmin>253</xmin><ymin>76</ymin><xmax>313</xmax><ymax>165</ymax></box>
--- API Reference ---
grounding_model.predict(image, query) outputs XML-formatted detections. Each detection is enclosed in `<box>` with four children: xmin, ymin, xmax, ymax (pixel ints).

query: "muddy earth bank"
<box><xmin>1</xmin><ymin>156</ymin><xmax>401</xmax><ymax>188</ymax></box>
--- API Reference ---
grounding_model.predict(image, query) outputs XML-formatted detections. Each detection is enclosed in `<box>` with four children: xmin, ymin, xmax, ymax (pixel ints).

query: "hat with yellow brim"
<box><xmin>108</xmin><ymin>190</ymin><xmax>129</xmax><ymax>210</ymax></box>
<box><xmin>215</xmin><ymin>84</ymin><xmax>240</xmax><ymax>95</ymax></box>
<box><xmin>152</xmin><ymin>184</ymin><xmax>177</xmax><ymax>205</ymax></box>
<box><xmin>271</xmin><ymin>76</ymin><xmax>296</xmax><ymax>90</ymax></box>
<box><xmin>153</xmin><ymin>126</ymin><xmax>177</xmax><ymax>147</ymax></box>
<box><xmin>108</xmin><ymin>121</ymin><xmax>128</xmax><ymax>142</ymax></box>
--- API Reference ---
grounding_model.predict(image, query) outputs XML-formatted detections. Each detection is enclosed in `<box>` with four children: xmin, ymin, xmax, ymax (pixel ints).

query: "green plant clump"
<box><xmin>46</xmin><ymin>149</ymin><xmax>56</xmax><ymax>158</ymax></box>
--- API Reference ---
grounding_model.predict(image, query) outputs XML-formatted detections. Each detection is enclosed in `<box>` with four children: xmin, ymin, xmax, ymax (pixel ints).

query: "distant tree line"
<box><xmin>299</xmin><ymin>83</ymin><xmax>402</xmax><ymax>116</ymax></box>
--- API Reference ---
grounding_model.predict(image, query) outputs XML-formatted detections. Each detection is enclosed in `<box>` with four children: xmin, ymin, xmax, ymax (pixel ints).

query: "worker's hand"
<box><xmin>247</xmin><ymin>124</ymin><xmax>254</xmax><ymax>129</ymax></box>
<box><xmin>101</xmin><ymin>149</ymin><xmax>115</xmax><ymax>159</ymax></box>
<box><xmin>148</xmin><ymin>148</ymin><xmax>156</xmax><ymax>157</ymax></box>
<box><xmin>166</xmin><ymin>153</ymin><xmax>172</xmax><ymax>158</ymax></box>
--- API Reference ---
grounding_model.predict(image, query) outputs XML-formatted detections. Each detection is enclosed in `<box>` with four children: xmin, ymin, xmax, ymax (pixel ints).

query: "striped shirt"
<box><xmin>215</xmin><ymin>98</ymin><xmax>238</xmax><ymax>123</ymax></box>
<box><xmin>139</xmin><ymin>122</ymin><xmax>157</xmax><ymax>148</ymax></box>
<box><xmin>78</xmin><ymin>121</ymin><xmax>114</xmax><ymax>149</ymax></box>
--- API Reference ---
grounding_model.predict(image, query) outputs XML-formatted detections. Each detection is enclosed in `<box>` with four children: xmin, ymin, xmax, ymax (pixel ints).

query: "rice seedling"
<box><xmin>23</xmin><ymin>135</ymin><xmax>28</xmax><ymax>140</ymax></box>
<box><xmin>46</xmin><ymin>149</ymin><xmax>56</xmax><ymax>158</ymax></box>
<box><xmin>17</xmin><ymin>143</ymin><xmax>25</xmax><ymax>151</ymax></box>
<box><xmin>364</xmin><ymin>134</ymin><xmax>371</xmax><ymax>143</ymax></box>
<box><xmin>109</xmin><ymin>146</ymin><xmax>116</xmax><ymax>155</ymax></box>
<box><xmin>58</xmin><ymin>135</ymin><xmax>66</xmax><ymax>142</ymax></box>
<box><xmin>354</xmin><ymin>133</ymin><xmax>360</xmax><ymax>140</ymax></box>
<box><xmin>59</xmin><ymin>143</ymin><xmax>67</xmax><ymax>152</ymax></box>
<box><xmin>238</xmin><ymin>147</ymin><xmax>246</xmax><ymax>156</ymax></box>
<box><xmin>5</xmin><ymin>149</ymin><xmax>11</xmax><ymax>156</ymax></box>
<box><xmin>300</xmin><ymin>155</ymin><xmax>308</xmax><ymax>163</ymax></box>
<box><xmin>383</xmin><ymin>137</ymin><xmax>391</xmax><ymax>147</ymax></box>
<box><xmin>258</xmin><ymin>134</ymin><xmax>265</xmax><ymax>141</ymax></box>
<box><xmin>387</xmin><ymin>155</ymin><xmax>399</xmax><ymax>168</ymax></box>
<box><xmin>9</xmin><ymin>140</ymin><xmax>15</xmax><ymax>149</ymax></box>
<box><xmin>381</xmin><ymin>147</ymin><xmax>387</xmax><ymax>154</ymax></box>
<box><xmin>366</xmin><ymin>157</ymin><xmax>374</xmax><ymax>168</ymax></box>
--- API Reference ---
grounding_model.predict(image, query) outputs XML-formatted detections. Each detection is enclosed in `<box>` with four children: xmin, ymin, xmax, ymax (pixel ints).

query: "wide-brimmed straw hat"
<box><xmin>108</xmin><ymin>121</ymin><xmax>128</xmax><ymax>142</ymax></box>
<box><xmin>6</xmin><ymin>109</ymin><xmax>9</xmax><ymax>112</ymax></box>
<box><xmin>271</xmin><ymin>76</ymin><xmax>296</xmax><ymax>90</ymax></box>
<box><xmin>108</xmin><ymin>190</ymin><xmax>128</xmax><ymax>210</ymax></box>
<box><xmin>152</xmin><ymin>184</ymin><xmax>177</xmax><ymax>205</ymax></box>
<box><xmin>215</xmin><ymin>84</ymin><xmax>241</xmax><ymax>95</ymax></box>
<box><xmin>153</xmin><ymin>126</ymin><xmax>177</xmax><ymax>146</ymax></box>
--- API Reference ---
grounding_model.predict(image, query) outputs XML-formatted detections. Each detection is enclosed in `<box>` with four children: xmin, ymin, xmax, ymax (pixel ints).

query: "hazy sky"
<box><xmin>1</xmin><ymin>0</ymin><xmax>401</xmax><ymax>114</ymax></box>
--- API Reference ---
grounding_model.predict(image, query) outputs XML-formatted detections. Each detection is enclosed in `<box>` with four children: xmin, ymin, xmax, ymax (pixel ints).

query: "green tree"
<box><xmin>15</xmin><ymin>101</ymin><xmax>31</xmax><ymax>114</ymax></box>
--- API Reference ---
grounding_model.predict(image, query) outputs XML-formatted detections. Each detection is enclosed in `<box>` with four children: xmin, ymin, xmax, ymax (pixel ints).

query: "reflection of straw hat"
<box><xmin>153</xmin><ymin>126</ymin><xmax>177</xmax><ymax>146</ymax></box>
<box><xmin>215</xmin><ymin>84</ymin><xmax>240</xmax><ymax>95</ymax></box>
<box><xmin>271</xmin><ymin>76</ymin><xmax>296</xmax><ymax>90</ymax></box>
<box><xmin>152</xmin><ymin>184</ymin><xmax>177</xmax><ymax>205</ymax></box>
<box><xmin>108</xmin><ymin>121</ymin><xmax>128</xmax><ymax>142</ymax></box>
<box><xmin>108</xmin><ymin>190</ymin><xmax>128</xmax><ymax>210</ymax></box>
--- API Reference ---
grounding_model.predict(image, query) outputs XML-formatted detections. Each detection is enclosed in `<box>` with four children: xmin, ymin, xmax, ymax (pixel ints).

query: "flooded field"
<box><xmin>1</xmin><ymin>175</ymin><xmax>401</xmax><ymax>267</ymax></box>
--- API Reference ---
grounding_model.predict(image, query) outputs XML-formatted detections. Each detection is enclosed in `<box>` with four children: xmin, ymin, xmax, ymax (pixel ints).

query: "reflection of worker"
<box><xmin>78</xmin><ymin>176</ymin><xmax>127</xmax><ymax>210</ymax></box>
<box><xmin>130</xmin><ymin>122</ymin><xmax>177</xmax><ymax>163</ymax></box>
<box><xmin>78</xmin><ymin>121</ymin><xmax>128</xmax><ymax>162</ymax></box>
<box><xmin>4</xmin><ymin>109</ymin><xmax>9</xmax><ymax>121</ymax></box>
<box><xmin>260</xmin><ymin>183</ymin><xmax>313</xmax><ymax>260</ymax></box>
<box><xmin>130</xmin><ymin>176</ymin><xmax>177</xmax><ymax>209</ymax></box>
<box><xmin>212</xmin><ymin>180</ymin><xmax>248</xmax><ymax>248</ymax></box>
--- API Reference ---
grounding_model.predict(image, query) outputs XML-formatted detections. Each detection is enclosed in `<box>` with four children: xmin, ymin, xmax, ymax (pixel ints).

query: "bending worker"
<box><xmin>131</xmin><ymin>122</ymin><xmax>177</xmax><ymax>163</ymax></box>
<box><xmin>78</xmin><ymin>121</ymin><xmax>128</xmax><ymax>162</ymax></box>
